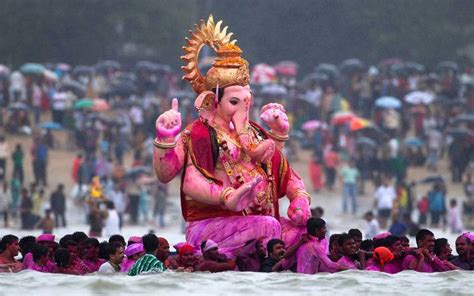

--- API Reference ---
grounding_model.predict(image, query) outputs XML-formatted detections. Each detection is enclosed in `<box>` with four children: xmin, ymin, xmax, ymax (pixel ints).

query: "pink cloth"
<box><xmin>22</xmin><ymin>253</ymin><xmax>34</xmax><ymax>269</ymax></box>
<box><xmin>29</xmin><ymin>260</ymin><xmax>56</xmax><ymax>273</ymax></box>
<box><xmin>125</xmin><ymin>243</ymin><xmax>144</xmax><ymax>257</ymax></box>
<box><xmin>203</xmin><ymin>240</ymin><xmax>218</xmax><ymax>252</ymax></box>
<box><xmin>402</xmin><ymin>255</ymin><xmax>448</xmax><ymax>273</ymax></box>
<box><xmin>365</xmin><ymin>263</ymin><xmax>381</xmax><ymax>272</ymax></box>
<box><xmin>186</xmin><ymin>216</ymin><xmax>281</xmax><ymax>258</ymax></box>
<box><xmin>383</xmin><ymin>259</ymin><xmax>403</xmax><ymax>274</ymax></box>
<box><xmin>296</xmin><ymin>236</ymin><xmax>336</xmax><ymax>274</ymax></box>
<box><xmin>281</xmin><ymin>217</ymin><xmax>308</xmax><ymax>247</ymax></box>
<box><xmin>120</xmin><ymin>258</ymin><xmax>136</xmax><ymax>273</ymax></box>
<box><xmin>37</xmin><ymin>234</ymin><xmax>55</xmax><ymax>242</ymax></box>
<box><xmin>337</xmin><ymin>256</ymin><xmax>359</xmax><ymax>270</ymax></box>
<box><xmin>83</xmin><ymin>259</ymin><xmax>106</xmax><ymax>273</ymax></box>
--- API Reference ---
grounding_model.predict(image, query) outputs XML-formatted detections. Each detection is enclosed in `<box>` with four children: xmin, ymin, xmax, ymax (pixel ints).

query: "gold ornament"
<box><xmin>181</xmin><ymin>15</ymin><xmax>250</xmax><ymax>94</ymax></box>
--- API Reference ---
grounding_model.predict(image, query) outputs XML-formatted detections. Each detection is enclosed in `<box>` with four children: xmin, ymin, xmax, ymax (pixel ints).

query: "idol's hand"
<box><xmin>260</xmin><ymin>103</ymin><xmax>289</xmax><ymax>136</ymax></box>
<box><xmin>224</xmin><ymin>176</ymin><xmax>262</xmax><ymax>212</ymax></box>
<box><xmin>287</xmin><ymin>197</ymin><xmax>311</xmax><ymax>226</ymax></box>
<box><xmin>155</xmin><ymin>98</ymin><xmax>182</xmax><ymax>141</ymax></box>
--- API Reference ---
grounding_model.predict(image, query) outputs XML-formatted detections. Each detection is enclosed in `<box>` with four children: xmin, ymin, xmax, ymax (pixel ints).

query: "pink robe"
<box><xmin>22</xmin><ymin>253</ymin><xmax>34</xmax><ymax>269</ymax></box>
<box><xmin>365</xmin><ymin>258</ymin><xmax>402</xmax><ymax>273</ymax></box>
<box><xmin>83</xmin><ymin>258</ymin><xmax>106</xmax><ymax>273</ymax></box>
<box><xmin>29</xmin><ymin>260</ymin><xmax>56</xmax><ymax>273</ymax></box>
<box><xmin>402</xmin><ymin>255</ymin><xmax>449</xmax><ymax>272</ymax></box>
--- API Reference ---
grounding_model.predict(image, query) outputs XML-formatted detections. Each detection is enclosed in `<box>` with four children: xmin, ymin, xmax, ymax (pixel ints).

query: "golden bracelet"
<box><xmin>267</xmin><ymin>130</ymin><xmax>289</xmax><ymax>141</ymax></box>
<box><xmin>289</xmin><ymin>190</ymin><xmax>311</xmax><ymax>204</ymax></box>
<box><xmin>153</xmin><ymin>138</ymin><xmax>177</xmax><ymax>149</ymax></box>
<box><xmin>219</xmin><ymin>187</ymin><xmax>235</xmax><ymax>205</ymax></box>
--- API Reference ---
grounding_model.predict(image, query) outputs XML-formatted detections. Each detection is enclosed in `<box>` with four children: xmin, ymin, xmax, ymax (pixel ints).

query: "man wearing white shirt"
<box><xmin>98</xmin><ymin>243</ymin><xmax>124</xmax><ymax>274</ymax></box>
<box><xmin>374</xmin><ymin>177</ymin><xmax>396</xmax><ymax>229</ymax></box>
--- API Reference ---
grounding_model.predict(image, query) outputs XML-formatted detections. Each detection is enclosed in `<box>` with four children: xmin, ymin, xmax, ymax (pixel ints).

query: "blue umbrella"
<box><xmin>39</xmin><ymin>122</ymin><xmax>63</xmax><ymax>130</ymax></box>
<box><xmin>20</xmin><ymin>63</ymin><xmax>46</xmax><ymax>75</ymax></box>
<box><xmin>375</xmin><ymin>96</ymin><xmax>402</xmax><ymax>109</ymax></box>
<box><xmin>404</xmin><ymin>137</ymin><xmax>424</xmax><ymax>147</ymax></box>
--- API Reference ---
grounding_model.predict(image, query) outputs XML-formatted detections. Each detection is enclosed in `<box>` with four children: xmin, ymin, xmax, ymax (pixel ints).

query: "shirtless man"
<box><xmin>0</xmin><ymin>235</ymin><xmax>23</xmax><ymax>272</ymax></box>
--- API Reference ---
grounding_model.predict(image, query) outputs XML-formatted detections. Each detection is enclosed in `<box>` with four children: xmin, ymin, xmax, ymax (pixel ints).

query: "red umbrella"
<box><xmin>331</xmin><ymin>111</ymin><xmax>356</xmax><ymax>125</ymax></box>
<box><xmin>274</xmin><ymin>61</ymin><xmax>298</xmax><ymax>77</ymax></box>
<box><xmin>349</xmin><ymin>117</ymin><xmax>370</xmax><ymax>131</ymax></box>
<box><xmin>92</xmin><ymin>98</ymin><xmax>110</xmax><ymax>112</ymax></box>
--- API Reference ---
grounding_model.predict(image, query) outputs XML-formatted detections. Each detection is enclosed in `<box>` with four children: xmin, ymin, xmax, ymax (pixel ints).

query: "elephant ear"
<box><xmin>194</xmin><ymin>91</ymin><xmax>216</xmax><ymax>123</ymax></box>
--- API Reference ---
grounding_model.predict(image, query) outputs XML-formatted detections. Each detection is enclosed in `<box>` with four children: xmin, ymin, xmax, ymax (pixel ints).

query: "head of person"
<box><xmin>348</xmin><ymin>229</ymin><xmax>363</xmax><ymax>251</ymax></box>
<box><xmin>311</xmin><ymin>207</ymin><xmax>324</xmax><ymax>218</ymax></box>
<box><xmin>0</xmin><ymin>235</ymin><xmax>20</xmax><ymax>257</ymax></box>
<box><xmin>455</xmin><ymin>235</ymin><xmax>471</xmax><ymax>258</ymax></box>
<box><xmin>415</xmin><ymin>229</ymin><xmax>435</xmax><ymax>252</ymax></box>
<box><xmin>142</xmin><ymin>234</ymin><xmax>159</xmax><ymax>255</ymax></box>
<box><xmin>382</xmin><ymin>235</ymin><xmax>403</xmax><ymax>257</ymax></box>
<box><xmin>98</xmin><ymin>241</ymin><xmax>110</xmax><ymax>260</ymax></box>
<box><xmin>178</xmin><ymin>244</ymin><xmax>196</xmax><ymax>267</ymax></box>
<box><xmin>106</xmin><ymin>200</ymin><xmax>115</xmax><ymax>210</ymax></box>
<box><xmin>383</xmin><ymin>176</ymin><xmax>392</xmax><ymax>187</ymax></box>
<box><xmin>360</xmin><ymin>239</ymin><xmax>374</xmax><ymax>252</ymax></box>
<box><xmin>433</xmin><ymin>238</ymin><xmax>452</xmax><ymax>258</ymax></box>
<box><xmin>65</xmin><ymin>240</ymin><xmax>79</xmax><ymax>259</ymax></box>
<box><xmin>329</xmin><ymin>234</ymin><xmax>342</xmax><ymax>257</ymax></box>
<box><xmin>84</xmin><ymin>238</ymin><xmax>100</xmax><ymax>260</ymax></box>
<box><xmin>399</xmin><ymin>236</ymin><xmax>410</xmax><ymax>251</ymax></box>
<box><xmin>267</xmin><ymin>239</ymin><xmax>285</xmax><ymax>261</ymax></box>
<box><xmin>18</xmin><ymin>235</ymin><xmax>36</xmax><ymax>257</ymax></box>
<box><xmin>127</xmin><ymin>236</ymin><xmax>142</xmax><ymax>246</ymax></box>
<box><xmin>364</xmin><ymin>211</ymin><xmax>374</xmax><ymax>222</ymax></box>
<box><xmin>307</xmin><ymin>218</ymin><xmax>327</xmax><ymax>240</ymax></box>
<box><xmin>32</xmin><ymin>244</ymin><xmax>49</xmax><ymax>266</ymax></box>
<box><xmin>108</xmin><ymin>235</ymin><xmax>126</xmax><ymax>248</ymax></box>
<box><xmin>107</xmin><ymin>243</ymin><xmax>124</xmax><ymax>265</ymax></box>
<box><xmin>450</xmin><ymin>199</ymin><xmax>457</xmax><ymax>208</ymax></box>
<box><xmin>201</xmin><ymin>239</ymin><xmax>220</xmax><ymax>261</ymax></box>
<box><xmin>54</xmin><ymin>248</ymin><xmax>71</xmax><ymax>268</ymax></box>
<box><xmin>338</xmin><ymin>233</ymin><xmax>357</xmax><ymax>257</ymax></box>
<box><xmin>156</xmin><ymin>237</ymin><xmax>170</xmax><ymax>262</ymax></box>
<box><xmin>72</xmin><ymin>231</ymin><xmax>88</xmax><ymax>257</ymax></box>
<box><xmin>59</xmin><ymin>234</ymin><xmax>73</xmax><ymax>248</ymax></box>
<box><xmin>57</xmin><ymin>184</ymin><xmax>64</xmax><ymax>192</ymax></box>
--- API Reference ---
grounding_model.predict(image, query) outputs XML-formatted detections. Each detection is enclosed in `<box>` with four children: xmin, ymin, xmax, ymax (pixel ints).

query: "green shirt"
<box><xmin>340</xmin><ymin>166</ymin><xmax>359</xmax><ymax>184</ymax></box>
<box><xmin>128</xmin><ymin>254</ymin><xmax>164</xmax><ymax>276</ymax></box>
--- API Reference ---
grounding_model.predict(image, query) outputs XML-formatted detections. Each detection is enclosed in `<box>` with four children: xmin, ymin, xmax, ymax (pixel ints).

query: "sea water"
<box><xmin>0</xmin><ymin>270</ymin><xmax>473</xmax><ymax>296</ymax></box>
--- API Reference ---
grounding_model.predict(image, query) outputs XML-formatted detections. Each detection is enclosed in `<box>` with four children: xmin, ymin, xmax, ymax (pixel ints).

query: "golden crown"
<box><xmin>181</xmin><ymin>15</ymin><xmax>250</xmax><ymax>94</ymax></box>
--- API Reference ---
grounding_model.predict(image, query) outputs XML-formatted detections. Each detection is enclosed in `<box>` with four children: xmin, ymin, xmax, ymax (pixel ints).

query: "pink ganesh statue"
<box><xmin>152</xmin><ymin>16</ymin><xmax>311</xmax><ymax>257</ymax></box>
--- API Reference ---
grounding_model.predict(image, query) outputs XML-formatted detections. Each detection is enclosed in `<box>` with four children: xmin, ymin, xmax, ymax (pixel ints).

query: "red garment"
<box><xmin>324</xmin><ymin>151</ymin><xmax>340</xmax><ymax>169</ymax></box>
<box><xmin>418</xmin><ymin>197</ymin><xmax>429</xmax><ymax>214</ymax></box>
<box><xmin>180</xmin><ymin>120</ymin><xmax>291</xmax><ymax>222</ymax></box>
<box><xmin>72</xmin><ymin>157</ymin><xmax>82</xmax><ymax>183</ymax></box>
<box><xmin>308</xmin><ymin>160</ymin><xmax>323</xmax><ymax>190</ymax></box>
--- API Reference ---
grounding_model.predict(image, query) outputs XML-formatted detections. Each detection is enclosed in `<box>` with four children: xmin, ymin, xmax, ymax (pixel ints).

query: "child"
<box><xmin>364</xmin><ymin>211</ymin><xmax>380</xmax><ymax>239</ymax></box>
<box><xmin>417</xmin><ymin>196</ymin><xmax>429</xmax><ymax>225</ymax></box>
<box><xmin>448</xmin><ymin>199</ymin><xmax>463</xmax><ymax>233</ymax></box>
<box><xmin>36</xmin><ymin>209</ymin><xmax>54</xmax><ymax>234</ymax></box>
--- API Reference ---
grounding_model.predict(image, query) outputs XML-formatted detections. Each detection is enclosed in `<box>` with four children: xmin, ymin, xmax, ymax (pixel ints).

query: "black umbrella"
<box><xmin>447</xmin><ymin>127</ymin><xmax>474</xmax><ymax>138</ymax></box>
<box><xmin>125</xmin><ymin>166</ymin><xmax>151</xmax><ymax>178</ymax></box>
<box><xmin>356</xmin><ymin>137</ymin><xmax>377</xmax><ymax>147</ymax></box>
<box><xmin>61</xmin><ymin>80</ymin><xmax>87</xmax><ymax>97</ymax></box>
<box><xmin>72</xmin><ymin>65</ymin><xmax>94</xmax><ymax>77</ymax></box>
<box><xmin>302</xmin><ymin>73</ymin><xmax>329</xmax><ymax>87</ymax></box>
<box><xmin>436</xmin><ymin>61</ymin><xmax>459</xmax><ymax>73</ymax></box>
<box><xmin>95</xmin><ymin>60</ymin><xmax>121</xmax><ymax>72</ymax></box>
<box><xmin>314</xmin><ymin>63</ymin><xmax>339</xmax><ymax>79</ymax></box>
<box><xmin>340</xmin><ymin>59</ymin><xmax>365</xmax><ymax>74</ymax></box>
<box><xmin>453</xmin><ymin>113</ymin><xmax>474</xmax><ymax>124</ymax></box>
<box><xmin>404</xmin><ymin>62</ymin><xmax>425</xmax><ymax>74</ymax></box>
<box><xmin>108</xmin><ymin>81</ymin><xmax>138</xmax><ymax>96</ymax></box>
<box><xmin>416</xmin><ymin>175</ymin><xmax>445</xmax><ymax>185</ymax></box>
<box><xmin>8</xmin><ymin>102</ymin><xmax>29</xmax><ymax>111</ymax></box>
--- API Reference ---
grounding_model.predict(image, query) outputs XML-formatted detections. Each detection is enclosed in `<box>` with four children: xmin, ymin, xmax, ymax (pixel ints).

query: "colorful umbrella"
<box><xmin>251</xmin><ymin>63</ymin><xmax>276</xmax><ymax>85</ymax></box>
<box><xmin>260</xmin><ymin>84</ymin><xmax>288</xmax><ymax>96</ymax></box>
<box><xmin>404</xmin><ymin>137</ymin><xmax>424</xmax><ymax>147</ymax></box>
<box><xmin>274</xmin><ymin>61</ymin><xmax>298</xmax><ymax>77</ymax></box>
<box><xmin>356</xmin><ymin>137</ymin><xmax>377</xmax><ymax>147</ymax></box>
<box><xmin>20</xmin><ymin>63</ymin><xmax>46</xmax><ymax>75</ymax></box>
<box><xmin>92</xmin><ymin>98</ymin><xmax>110</xmax><ymax>112</ymax></box>
<box><xmin>331</xmin><ymin>111</ymin><xmax>356</xmax><ymax>125</ymax></box>
<box><xmin>405</xmin><ymin>91</ymin><xmax>434</xmax><ymax>105</ymax></box>
<box><xmin>375</xmin><ymin>96</ymin><xmax>402</xmax><ymax>109</ymax></box>
<box><xmin>301</xmin><ymin>120</ymin><xmax>323</xmax><ymax>132</ymax></box>
<box><xmin>39</xmin><ymin>122</ymin><xmax>63</xmax><ymax>130</ymax></box>
<box><xmin>349</xmin><ymin>117</ymin><xmax>370</xmax><ymax>132</ymax></box>
<box><xmin>74</xmin><ymin>98</ymin><xmax>94</xmax><ymax>109</ymax></box>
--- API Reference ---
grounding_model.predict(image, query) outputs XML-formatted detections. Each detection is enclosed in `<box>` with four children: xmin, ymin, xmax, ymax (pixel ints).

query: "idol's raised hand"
<box><xmin>155</xmin><ymin>98</ymin><xmax>182</xmax><ymax>141</ymax></box>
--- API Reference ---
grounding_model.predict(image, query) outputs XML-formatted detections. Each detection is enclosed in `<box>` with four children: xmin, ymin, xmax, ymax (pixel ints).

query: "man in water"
<box><xmin>197</xmin><ymin>240</ymin><xmax>236</xmax><ymax>272</ymax></box>
<box><xmin>260</xmin><ymin>238</ymin><xmax>304</xmax><ymax>272</ymax></box>
<box><xmin>337</xmin><ymin>233</ymin><xmax>364</xmax><ymax>269</ymax></box>
<box><xmin>83</xmin><ymin>238</ymin><xmax>106</xmax><ymax>272</ymax></box>
<box><xmin>402</xmin><ymin>229</ymin><xmax>449</xmax><ymax>272</ymax></box>
<box><xmin>449</xmin><ymin>234</ymin><xmax>473</xmax><ymax>270</ymax></box>
<box><xmin>297</xmin><ymin>218</ymin><xmax>346</xmax><ymax>274</ymax></box>
<box><xmin>156</xmin><ymin>237</ymin><xmax>171</xmax><ymax>265</ymax></box>
<box><xmin>167</xmin><ymin>243</ymin><xmax>201</xmax><ymax>272</ymax></box>
<box><xmin>128</xmin><ymin>234</ymin><xmax>165</xmax><ymax>275</ymax></box>
<box><xmin>236</xmin><ymin>237</ymin><xmax>267</xmax><ymax>272</ymax></box>
<box><xmin>98</xmin><ymin>243</ymin><xmax>124</xmax><ymax>273</ymax></box>
<box><xmin>0</xmin><ymin>235</ymin><xmax>23</xmax><ymax>272</ymax></box>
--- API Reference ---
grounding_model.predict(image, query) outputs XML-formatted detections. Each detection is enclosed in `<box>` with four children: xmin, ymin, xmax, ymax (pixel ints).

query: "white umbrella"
<box><xmin>405</xmin><ymin>91</ymin><xmax>434</xmax><ymax>105</ymax></box>
<box><xmin>251</xmin><ymin>63</ymin><xmax>276</xmax><ymax>85</ymax></box>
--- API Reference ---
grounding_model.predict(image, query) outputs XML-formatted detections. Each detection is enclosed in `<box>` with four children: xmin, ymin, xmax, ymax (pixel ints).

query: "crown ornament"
<box><xmin>181</xmin><ymin>15</ymin><xmax>250</xmax><ymax>94</ymax></box>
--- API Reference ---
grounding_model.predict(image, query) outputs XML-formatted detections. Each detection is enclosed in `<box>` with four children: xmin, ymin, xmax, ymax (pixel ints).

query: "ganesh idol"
<box><xmin>153</xmin><ymin>16</ymin><xmax>312</xmax><ymax>256</ymax></box>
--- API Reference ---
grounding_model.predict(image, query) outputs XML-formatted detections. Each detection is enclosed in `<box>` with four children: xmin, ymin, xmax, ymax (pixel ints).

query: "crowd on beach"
<box><xmin>0</xmin><ymin>219</ymin><xmax>473</xmax><ymax>275</ymax></box>
<box><xmin>0</xmin><ymin>58</ymin><xmax>473</xmax><ymax>275</ymax></box>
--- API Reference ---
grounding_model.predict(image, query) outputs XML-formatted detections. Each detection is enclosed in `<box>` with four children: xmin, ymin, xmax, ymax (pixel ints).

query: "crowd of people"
<box><xmin>0</xmin><ymin>218</ymin><xmax>473</xmax><ymax>275</ymax></box>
